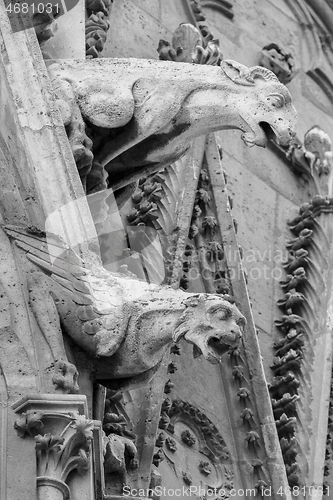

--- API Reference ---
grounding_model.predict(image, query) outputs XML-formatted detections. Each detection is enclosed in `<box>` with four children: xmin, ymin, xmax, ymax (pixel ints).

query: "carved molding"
<box><xmin>159</xmin><ymin>399</ymin><xmax>234</xmax><ymax>495</ymax></box>
<box><xmin>201</xmin><ymin>0</ymin><xmax>234</xmax><ymax>20</ymax></box>
<box><xmin>285</xmin><ymin>0</ymin><xmax>333</xmax><ymax>112</ymax></box>
<box><xmin>271</xmin><ymin>189</ymin><xmax>333</xmax><ymax>487</ymax></box>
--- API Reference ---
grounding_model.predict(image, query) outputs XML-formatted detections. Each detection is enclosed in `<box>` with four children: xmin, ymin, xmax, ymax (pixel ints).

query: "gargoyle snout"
<box><xmin>232</xmin><ymin>326</ymin><xmax>242</xmax><ymax>339</ymax></box>
<box><xmin>230</xmin><ymin>324</ymin><xmax>243</xmax><ymax>343</ymax></box>
<box><xmin>276</xmin><ymin>126</ymin><xmax>296</xmax><ymax>147</ymax></box>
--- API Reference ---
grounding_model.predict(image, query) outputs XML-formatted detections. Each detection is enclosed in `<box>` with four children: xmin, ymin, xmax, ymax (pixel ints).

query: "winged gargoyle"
<box><xmin>4</xmin><ymin>226</ymin><xmax>246</xmax><ymax>393</ymax></box>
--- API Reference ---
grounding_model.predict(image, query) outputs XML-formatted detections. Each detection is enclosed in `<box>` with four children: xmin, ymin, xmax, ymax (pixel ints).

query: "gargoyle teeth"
<box><xmin>193</xmin><ymin>344</ymin><xmax>203</xmax><ymax>359</ymax></box>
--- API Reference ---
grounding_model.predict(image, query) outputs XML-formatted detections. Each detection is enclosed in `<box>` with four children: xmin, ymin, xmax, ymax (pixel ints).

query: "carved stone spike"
<box><xmin>259</xmin><ymin>43</ymin><xmax>296</xmax><ymax>84</ymax></box>
<box><xmin>47</xmin><ymin>57</ymin><xmax>297</xmax><ymax>196</ymax></box>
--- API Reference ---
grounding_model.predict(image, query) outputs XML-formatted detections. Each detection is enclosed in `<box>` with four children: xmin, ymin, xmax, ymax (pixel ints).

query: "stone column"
<box><xmin>13</xmin><ymin>395</ymin><xmax>97</xmax><ymax>500</ymax></box>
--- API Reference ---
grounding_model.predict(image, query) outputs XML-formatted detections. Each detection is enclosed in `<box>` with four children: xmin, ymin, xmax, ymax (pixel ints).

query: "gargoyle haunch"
<box><xmin>48</xmin><ymin>58</ymin><xmax>297</xmax><ymax>194</ymax></box>
<box><xmin>5</xmin><ymin>226</ymin><xmax>246</xmax><ymax>392</ymax></box>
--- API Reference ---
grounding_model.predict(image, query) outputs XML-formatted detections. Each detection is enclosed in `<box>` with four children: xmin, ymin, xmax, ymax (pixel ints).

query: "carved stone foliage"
<box><xmin>85</xmin><ymin>0</ymin><xmax>112</xmax><ymax>58</ymax></box>
<box><xmin>259</xmin><ymin>43</ymin><xmax>296</xmax><ymax>84</ymax></box>
<box><xmin>48</xmin><ymin>54</ymin><xmax>297</xmax><ymax>201</ymax></box>
<box><xmin>271</xmin><ymin>193</ymin><xmax>333</xmax><ymax>487</ymax></box>
<box><xmin>13</xmin><ymin>395</ymin><xmax>94</xmax><ymax>500</ymax></box>
<box><xmin>184</xmin><ymin>161</ymin><xmax>234</xmax><ymax>295</ymax></box>
<box><xmin>158</xmin><ymin>23</ymin><xmax>223</xmax><ymax>66</ymax></box>
<box><xmin>156</xmin><ymin>399</ymin><xmax>234</xmax><ymax>498</ymax></box>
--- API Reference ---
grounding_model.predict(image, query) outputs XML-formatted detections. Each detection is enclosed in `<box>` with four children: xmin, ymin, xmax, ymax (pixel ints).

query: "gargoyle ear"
<box><xmin>183</xmin><ymin>294</ymin><xmax>205</xmax><ymax>307</ymax></box>
<box><xmin>183</xmin><ymin>295</ymin><xmax>200</xmax><ymax>307</ymax></box>
<box><xmin>221</xmin><ymin>59</ymin><xmax>254</xmax><ymax>86</ymax></box>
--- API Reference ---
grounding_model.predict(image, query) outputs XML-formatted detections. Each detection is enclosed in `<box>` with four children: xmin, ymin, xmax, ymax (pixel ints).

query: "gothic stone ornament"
<box><xmin>13</xmin><ymin>395</ymin><xmax>93</xmax><ymax>500</ymax></box>
<box><xmin>303</xmin><ymin>126</ymin><xmax>333</xmax><ymax>194</ymax></box>
<box><xmin>271</xmin><ymin>195</ymin><xmax>333</xmax><ymax>486</ymax></box>
<box><xmin>160</xmin><ymin>399</ymin><xmax>233</xmax><ymax>496</ymax></box>
<box><xmin>48</xmin><ymin>57</ymin><xmax>297</xmax><ymax>195</ymax></box>
<box><xmin>157</xmin><ymin>23</ymin><xmax>223</xmax><ymax>66</ymax></box>
<box><xmin>85</xmin><ymin>0</ymin><xmax>112</xmax><ymax>58</ymax></box>
<box><xmin>5</xmin><ymin>226</ymin><xmax>246</xmax><ymax>393</ymax></box>
<box><xmin>286</xmin><ymin>126</ymin><xmax>333</xmax><ymax>195</ymax></box>
<box><xmin>259</xmin><ymin>43</ymin><xmax>296</xmax><ymax>84</ymax></box>
<box><xmin>103</xmin><ymin>433</ymin><xmax>138</xmax><ymax>485</ymax></box>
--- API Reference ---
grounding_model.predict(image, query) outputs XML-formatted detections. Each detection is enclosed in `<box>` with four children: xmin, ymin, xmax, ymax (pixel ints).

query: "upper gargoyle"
<box><xmin>4</xmin><ymin>225</ymin><xmax>246</xmax><ymax>392</ymax></box>
<box><xmin>48</xmin><ymin>58</ymin><xmax>297</xmax><ymax>193</ymax></box>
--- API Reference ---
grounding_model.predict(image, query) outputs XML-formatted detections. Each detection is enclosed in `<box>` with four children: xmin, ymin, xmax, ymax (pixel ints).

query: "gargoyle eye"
<box><xmin>267</xmin><ymin>93</ymin><xmax>285</xmax><ymax>108</ymax></box>
<box><xmin>209</xmin><ymin>305</ymin><xmax>232</xmax><ymax>320</ymax></box>
<box><xmin>217</xmin><ymin>308</ymin><xmax>232</xmax><ymax>320</ymax></box>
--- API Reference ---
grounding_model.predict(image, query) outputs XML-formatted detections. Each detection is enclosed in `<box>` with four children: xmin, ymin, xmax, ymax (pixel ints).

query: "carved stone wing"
<box><xmin>4</xmin><ymin>225</ymin><xmax>127</xmax><ymax>358</ymax></box>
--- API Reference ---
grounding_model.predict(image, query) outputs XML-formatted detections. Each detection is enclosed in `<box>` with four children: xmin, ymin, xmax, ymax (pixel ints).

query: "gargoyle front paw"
<box><xmin>72</xmin><ymin>143</ymin><xmax>94</xmax><ymax>175</ymax></box>
<box><xmin>52</xmin><ymin>359</ymin><xmax>80</xmax><ymax>394</ymax></box>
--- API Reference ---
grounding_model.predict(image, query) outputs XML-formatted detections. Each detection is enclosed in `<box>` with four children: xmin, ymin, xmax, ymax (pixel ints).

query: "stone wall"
<box><xmin>103</xmin><ymin>0</ymin><xmax>333</xmax><ymax>493</ymax></box>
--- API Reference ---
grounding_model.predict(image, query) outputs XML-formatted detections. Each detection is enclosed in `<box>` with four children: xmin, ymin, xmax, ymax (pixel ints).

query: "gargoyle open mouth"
<box><xmin>242</xmin><ymin>121</ymin><xmax>291</xmax><ymax>148</ymax></box>
<box><xmin>259</xmin><ymin>121</ymin><xmax>276</xmax><ymax>142</ymax></box>
<box><xmin>208</xmin><ymin>336</ymin><xmax>233</xmax><ymax>357</ymax></box>
<box><xmin>258</xmin><ymin>121</ymin><xmax>293</xmax><ymax>148</ymax></box>
<box><xmin>186</xmin><ymin>329</ymin><xmax>241</xmax><ymax>365</ymax></box>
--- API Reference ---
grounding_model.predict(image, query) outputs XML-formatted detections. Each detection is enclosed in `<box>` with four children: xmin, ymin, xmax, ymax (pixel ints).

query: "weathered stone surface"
<box><xmin>39</xmin><ymin>1</ymin><xmax>85</xmax><ymax>59</ymax></box>
<box><xmin>5</xmin><ymin>225</ymin><xmax>246</xmax><ymax>390</ymax></box>
<box><xmin>103</xmin><ymin>0</ymin><xmax>172</xmax><ymax>59</ymax></box>
<box><xmin>48</xmin><ymin>57</ymin><xmax>297</xmax><ymax>195</ymax></box>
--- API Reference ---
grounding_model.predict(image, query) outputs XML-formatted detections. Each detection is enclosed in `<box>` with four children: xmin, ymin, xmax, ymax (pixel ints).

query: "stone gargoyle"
<box><xmin>5</xmin><ymin>226</ymin><xmax>246</xmax><ymax>393</ymax></box>
<box><xmin>48</xmin><ymin>58</ymin><xmax>297</xmax><ymax>195</ymax></box>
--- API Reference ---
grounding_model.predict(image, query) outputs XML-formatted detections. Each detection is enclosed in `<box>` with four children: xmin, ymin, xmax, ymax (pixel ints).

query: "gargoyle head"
<box><xmin>173</xmin><ymin>294</ymin><xmax>246</xmax><ymax>364</ymax></box>
<box><xmin>221</xmin><ymin>59</ymin><xmax>297</xmax><ymax>148</ymax></box>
